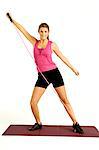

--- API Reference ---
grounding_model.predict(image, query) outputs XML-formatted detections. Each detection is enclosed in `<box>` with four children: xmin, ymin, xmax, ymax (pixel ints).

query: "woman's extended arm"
<box><xmin>6</xmin><ymin>13</ymin><xmax>37</xmax><ymax>46</ymax></box>
<box><xmin>51</xmin><ymin>42</ymin><xmax>79</xmax><ymax>76</ymax></box>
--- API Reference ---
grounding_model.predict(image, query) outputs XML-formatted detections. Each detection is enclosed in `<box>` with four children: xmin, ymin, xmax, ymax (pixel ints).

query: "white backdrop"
<box><xmin>0</xmin><ymin>0</ymin><xmax>99</xmax><ymax>149</ymax></box>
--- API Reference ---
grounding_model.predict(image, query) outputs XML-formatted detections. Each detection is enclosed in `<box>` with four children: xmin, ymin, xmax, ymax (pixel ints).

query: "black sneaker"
<box><xmin>73</xmin><ymin>122</ymin><xmax>84</xmax><ymax>134</ymax></box>
<box><xmin>28</xmin><ymin>123</ymin><xmax>42</xmax><ymax>131</ymax></box>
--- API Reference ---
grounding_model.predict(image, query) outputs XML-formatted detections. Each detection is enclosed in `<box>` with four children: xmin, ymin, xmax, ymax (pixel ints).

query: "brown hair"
<box><xmin>38</xmin><ymin>23</ymin><xmax>49</xmax><ymax>40</ymax></box>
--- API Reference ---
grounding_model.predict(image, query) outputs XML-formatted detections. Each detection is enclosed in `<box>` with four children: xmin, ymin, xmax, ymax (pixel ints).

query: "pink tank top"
<box><xmin>33</xmin><ymin>40</ymin><xmax>57</xmax><ymax>72</ymax></box>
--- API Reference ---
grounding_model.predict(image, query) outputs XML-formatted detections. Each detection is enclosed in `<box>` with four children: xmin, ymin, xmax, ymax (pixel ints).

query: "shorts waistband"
<box><xmin>38</xmin><ymin>67</ymin><xmax>58</xmax><ymax>75</ymax></box>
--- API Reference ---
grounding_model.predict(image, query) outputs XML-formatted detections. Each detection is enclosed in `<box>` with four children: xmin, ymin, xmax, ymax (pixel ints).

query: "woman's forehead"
<box><xmin>39</xmin><ymin>27</ymin><xmax>48</xmax><ymax>31</ymax></box>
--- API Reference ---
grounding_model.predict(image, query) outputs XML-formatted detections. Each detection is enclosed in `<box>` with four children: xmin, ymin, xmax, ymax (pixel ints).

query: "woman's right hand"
<box><xmin>6</xmin><ymin>13</ymin><xmax>13</xmax><ymax>22</ymax></box>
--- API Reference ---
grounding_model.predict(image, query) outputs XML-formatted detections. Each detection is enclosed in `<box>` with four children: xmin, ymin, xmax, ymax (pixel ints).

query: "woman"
<box><xmin>6</xmin><ymin>13</ymin><xmax>84</xmax><ymax>134</ymax></box>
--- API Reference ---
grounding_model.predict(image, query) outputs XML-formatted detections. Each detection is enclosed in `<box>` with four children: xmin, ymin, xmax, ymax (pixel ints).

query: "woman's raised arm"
<box><xmin>6</xmin><ymin>13</ymin><xmax>37</xmax><ymax>46</ymax></box>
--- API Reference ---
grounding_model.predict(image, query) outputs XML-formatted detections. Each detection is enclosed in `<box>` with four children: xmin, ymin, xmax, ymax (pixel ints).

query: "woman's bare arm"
<box><xmin>6</xmin><ymin>13</ymin><xmax>37</xmax><ymax>46</ymax></box>
<box><xmin>13</xmin><ymin>20</ymin><xmax>37</xmax><ymax>45</ymax></box>
<box><xmin>51</xmin><ymin>42</ymin><xmax>79</xmax><ymax>75</ymax></box>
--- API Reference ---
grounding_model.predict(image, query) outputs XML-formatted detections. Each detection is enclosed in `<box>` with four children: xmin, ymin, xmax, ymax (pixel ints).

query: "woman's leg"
<box><xmin>30</xmin><ymin>86</ymin><xmax>46</xmax><ymax>124</ymax></box>
<box><xmin>54</xmin><ymin>85</ymin><xmax>77</xmax><ymax>124</ymax></box>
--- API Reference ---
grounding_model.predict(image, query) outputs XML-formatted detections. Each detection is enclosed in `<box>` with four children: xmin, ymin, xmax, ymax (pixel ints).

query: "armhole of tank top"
<box><xmin>50</xmin><ymin>41</ymin><xmax>53</xmax><ymax>53</ymax></box>
<box><xmin>33</xmin><ymin>40</ymin><xmax>39</xmax><ymax>49</ymax></box>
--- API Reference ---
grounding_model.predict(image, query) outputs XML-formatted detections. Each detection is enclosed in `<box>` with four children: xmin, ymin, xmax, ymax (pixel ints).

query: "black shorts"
<box><xmin>35</xmin><ymin>67</ymin><xmax>64</xmax><ymax>89</ymax></box>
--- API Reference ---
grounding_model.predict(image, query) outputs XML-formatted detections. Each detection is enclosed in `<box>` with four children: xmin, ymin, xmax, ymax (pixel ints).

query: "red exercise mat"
<box><xmin>2</xmin><ymin>124</ymin><xmax>99</xmax><ymax>137</ymax></box>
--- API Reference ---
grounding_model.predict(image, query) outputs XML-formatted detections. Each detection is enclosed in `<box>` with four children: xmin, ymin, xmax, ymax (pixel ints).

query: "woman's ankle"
<box><xmin>73</xmin><ymin>121</ymin><xmax>78</xmax><ymax>125</ymax></box>
<box><xmin>37</xmin><ymin>121</ymin><xmax>42</xmax><ymax>125</ymax></box>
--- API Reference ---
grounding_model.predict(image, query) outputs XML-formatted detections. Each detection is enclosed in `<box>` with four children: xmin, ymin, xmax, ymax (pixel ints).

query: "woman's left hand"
<box><xmin>73</xmin><ymin>68</ymin><xmax>79</xmax><ymax>76</ymax></box>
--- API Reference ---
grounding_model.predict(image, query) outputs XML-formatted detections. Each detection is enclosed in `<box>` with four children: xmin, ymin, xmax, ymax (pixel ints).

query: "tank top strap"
<box><xmin>49</xmin><ymin>40</ymin><xmax>52</xmax><ymax>44</ymax></box>
<box><xmin>48</xmin><ymin>40</ymin><xmax>53</xmax><ymax>47</ymax></box>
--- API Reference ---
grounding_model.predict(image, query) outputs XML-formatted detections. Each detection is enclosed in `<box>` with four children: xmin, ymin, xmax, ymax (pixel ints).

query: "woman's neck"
<box><xmin>39</xmin><ymin>39</ymin><xmax>48</xmax><ymax>44</ymax></box>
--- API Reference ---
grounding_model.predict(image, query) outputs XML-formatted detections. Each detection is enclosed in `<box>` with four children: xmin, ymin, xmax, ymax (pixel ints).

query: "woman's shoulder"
<box><xmin>49</xmin><ymin>40</ymin><xmax>57</xmax><ymax>45</ymax></box>
<box><xmin>50</xmin><ymin>41</ymin><xmax>57</xmax><ymax>48</ymax></box>
<box><xmin>50</xmin><ymin>40</ymin><xmax>58</xmax><ymax>51</ymax></box>
<box><xmin>49</xmin><ymin>40</ymin><xmax>56</xmax><ymax>47</ymax></box>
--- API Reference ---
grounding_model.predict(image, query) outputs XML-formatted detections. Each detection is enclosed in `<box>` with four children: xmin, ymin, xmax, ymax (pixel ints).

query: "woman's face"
<box><xmin>38</xmin><ymin>27</ymin><xmax>49</xmax><ymax>40</ymax></box>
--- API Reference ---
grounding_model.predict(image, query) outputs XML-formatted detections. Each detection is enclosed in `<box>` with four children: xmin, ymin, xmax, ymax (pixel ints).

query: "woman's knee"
<box><xmin>30</xmin><ymin>99</ymin><xmax>38</xmax><ymax>107</ymax></box>
<box><xmin>30</xmin><ymin>87</ymin><xmax>46</xmax><ymax>106</ymax></box>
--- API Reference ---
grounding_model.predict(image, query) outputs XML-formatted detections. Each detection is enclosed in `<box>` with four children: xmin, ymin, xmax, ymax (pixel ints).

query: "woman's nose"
<box><xmin>42</xmin><ymin>33</ymin><xmax>45</xmax><ymax>35</ymax></box>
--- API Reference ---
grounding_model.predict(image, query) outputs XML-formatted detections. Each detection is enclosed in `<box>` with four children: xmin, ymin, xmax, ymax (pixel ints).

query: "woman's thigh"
<box><xmin>54</xmin><ymin>85</ymin><xmax>69</xmax><ymax>104</ymax></box>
